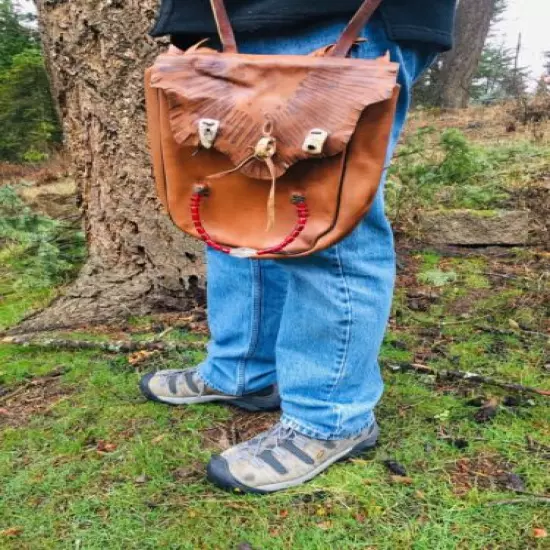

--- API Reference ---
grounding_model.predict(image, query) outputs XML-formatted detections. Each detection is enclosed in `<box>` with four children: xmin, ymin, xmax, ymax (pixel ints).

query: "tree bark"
<box><xmin>438</xmin><ymin>0</ymin><xmax>495</xmax><ymax>108</ymax></box>
<box><xmin>14</xmin><ymin>1</ymin><xmax>205</xmax><ymax>333</ymax></box>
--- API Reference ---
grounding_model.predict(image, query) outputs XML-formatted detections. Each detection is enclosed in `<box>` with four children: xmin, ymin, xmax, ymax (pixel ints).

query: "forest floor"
<box><xmin>0</xmin><ymin>105</ymin><xmax>549</xmax><ymax>549</ymax></box>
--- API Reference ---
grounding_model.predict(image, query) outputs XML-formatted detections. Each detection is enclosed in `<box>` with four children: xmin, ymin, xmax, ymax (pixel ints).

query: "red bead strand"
<box><xmin>190</xmin><ymin>186</ymin><xmax>308</xmax><ymax>256</ymax></box>
<box><xmin>190</xmin><ymin>190</ymin><xmax>231</xmax><ymax>254</ymax></box>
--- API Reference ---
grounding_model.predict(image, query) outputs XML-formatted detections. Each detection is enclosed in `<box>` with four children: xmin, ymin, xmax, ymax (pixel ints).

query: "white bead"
<box><xmin>302</xmin><ymin>129</ymin><xmax>329</xmax><ymax>155</ymax></box>
<box><xmin>229</xmin><ymin>247</ymin><xmax>258</xmax><ymax>258</ymax></box>
<box><xmin>198</xmin><ymin>119</ymin><xmax>220</xmax><ymax>149</ymax></box>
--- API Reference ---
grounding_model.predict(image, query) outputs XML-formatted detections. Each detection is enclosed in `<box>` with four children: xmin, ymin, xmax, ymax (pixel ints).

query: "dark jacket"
<box><xmin>151</xmin><ymin>0</ymin><xmax>457</xmax><ymax>51</ymax></box>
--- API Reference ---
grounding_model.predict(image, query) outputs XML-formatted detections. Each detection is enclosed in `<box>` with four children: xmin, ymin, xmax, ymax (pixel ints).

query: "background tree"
<box><xmin>469</xmin><ymin>42</ymin><xmax>528</xmax><ymax>102</ymax></box>
<box><xmin>14</xmin><ymin>1</ymin><xmax>205</xmax><ymax>332</ymax></box>
<box><xmin>437</xmin><ymin>0</ymin><xmax>501</xmax><ymax>108</ymax></box>
<box><xmin>0</xmin><ymin>0</ymin><xmax>60</xmax><ymax>161</ymax></box>
<box><xmin>413</xmin><ymin>0</ymin><xmax>521</xmax><ymax>108</ymax></box>
<box><xmin>0</xmin><ymin>0</ymin><xmax>37</xmax><ymax>71</ymax></box>
<box><xmin>534</xmin><ymin>52</ymin><xmax>549</xmax><ymax>96</ymax></box>
<box><xmin>535</xmin><ymin>76</ymin><xmax>549</xmax><ymax>96</ymax></box>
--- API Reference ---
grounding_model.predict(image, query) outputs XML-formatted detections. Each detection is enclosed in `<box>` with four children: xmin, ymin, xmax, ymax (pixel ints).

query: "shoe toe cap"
<box><xmin>207</xmin><ymin>455</ymin><xmax>265</xmax><ymax>495</ymax></box>
<box><xmin>139</xmin><ymin>372</ymin><xmax>161</xmax><ymax>402</ymax></box>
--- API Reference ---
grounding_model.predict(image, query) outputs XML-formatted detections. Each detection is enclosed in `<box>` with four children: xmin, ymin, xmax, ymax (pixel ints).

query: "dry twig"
<box><xmin>485</xmin><ymin>497</ymin><xmax>550</xmax><ymax>507</ymax></box>
<box><xmin>386</xmin><ymin>362</ymin><xmax>550</xmax><ymax>397</ymax></box>
<box><xmin>1</xmin><ymin>335</ymin><xmax>205</xmax><ymax>353</ymax></box>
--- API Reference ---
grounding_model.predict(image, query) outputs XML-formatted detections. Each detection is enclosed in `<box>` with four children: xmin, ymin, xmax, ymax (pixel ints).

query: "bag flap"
<box><xmin>150</xmin><ymin>47</ymin><xmax>399</xmax><ymax>180</ymax></box>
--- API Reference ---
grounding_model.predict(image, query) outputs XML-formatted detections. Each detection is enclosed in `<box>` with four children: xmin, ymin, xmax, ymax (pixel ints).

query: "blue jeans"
<box><xmin>197</xmin><ymin>16</ymin><xmax>437</xmax><ymax>440</ymax></box>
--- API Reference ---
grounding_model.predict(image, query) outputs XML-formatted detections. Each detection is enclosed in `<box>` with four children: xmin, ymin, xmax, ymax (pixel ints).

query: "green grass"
<box><xmin>386</xmin><ymin>129</ymin><xmax>550</xmax><ymax>228</ymax></box>
<box><xmin>1</xmin><ymin>342</ymin><xmax>548</xmax><ymax>549</ymax></box>
<box><xmin>0</xmin><ymin>246</ymin><xmax>57</xmax><ymax>331</ymax></box>
<box><xmin>1</xmin><ymin>235</ymin><xmax>549</xmax><ymax>548</ymax></box>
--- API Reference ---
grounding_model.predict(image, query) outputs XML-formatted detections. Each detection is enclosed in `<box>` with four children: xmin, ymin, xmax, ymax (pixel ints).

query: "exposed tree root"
<box><xmin>7</xmin><ymin>265</ymin><xmax>205</xmax><ymax>335</ymax></box>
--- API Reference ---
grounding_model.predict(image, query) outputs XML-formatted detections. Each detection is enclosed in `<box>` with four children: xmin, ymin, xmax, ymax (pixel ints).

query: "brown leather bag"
<box><xmin>145</xmin><ymin>0</ymin><xmax>399</xmax><ymax>259</ymax></box>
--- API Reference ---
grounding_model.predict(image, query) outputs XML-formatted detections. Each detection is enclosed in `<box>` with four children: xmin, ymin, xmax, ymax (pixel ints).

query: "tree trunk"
<box><xmin>438</xmin><ymin>0</ymin><xmax>495</xmax><ymax>108</ymax></box>
<box><xmin>14</xmin><ymin>1</ymin><xmax>205</xmax><ymax>333</ymax></box>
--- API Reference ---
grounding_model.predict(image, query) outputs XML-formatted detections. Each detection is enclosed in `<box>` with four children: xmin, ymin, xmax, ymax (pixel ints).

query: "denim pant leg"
<box><xmin>198</xmin><ymin>250</ymin><xmax>288</xmax><ymax>395</ymax></box>
<box><xmin>273</xmin><ymin>34</ymin><xmax>437</xmax><ymax>440</ymax></box>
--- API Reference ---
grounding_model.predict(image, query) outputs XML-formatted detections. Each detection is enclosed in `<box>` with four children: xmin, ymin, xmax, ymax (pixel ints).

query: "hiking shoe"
<box><xmin>139</xmin><ymin>368</ymin><xmax>280</xmax><ymax>412</ymax></box>
<box><xmin>207</xmin><ymin>420</ymin><xmax>379</xmax><ymax>494</ymax></box>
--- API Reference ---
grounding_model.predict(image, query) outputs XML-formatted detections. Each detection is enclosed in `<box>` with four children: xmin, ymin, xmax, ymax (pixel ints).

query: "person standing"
<box><xmin>141</xmin><ymin>0</ymin><xmax>457</xmax><ymax>494</ymax></box>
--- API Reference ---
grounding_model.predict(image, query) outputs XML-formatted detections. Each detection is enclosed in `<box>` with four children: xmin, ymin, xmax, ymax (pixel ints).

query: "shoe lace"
<box><xmin>239</xmin><ymin>423</ymin><xmax>298</xmax><ymax>466</ymax></box>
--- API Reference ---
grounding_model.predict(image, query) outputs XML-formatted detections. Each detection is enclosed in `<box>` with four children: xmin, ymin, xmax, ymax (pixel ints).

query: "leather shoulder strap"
<box><xmin>330</xmin><ymin>0</ymin><xmax>383</xmax><ymax>57</ymax></box>
<box><xmin>210</xmin><ymin>0</ymin><xmax>237</xmax><ymax>53</ymax></box>
<box><xmin>209</xmin><ymin>0</ymin><xmax>383</xmax><ymax>57</ymax></box>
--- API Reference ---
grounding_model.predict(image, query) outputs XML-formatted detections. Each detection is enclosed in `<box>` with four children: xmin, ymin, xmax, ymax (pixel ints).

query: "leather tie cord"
<box><xmin>204</xmin><ymin>123</ymin><xmax>279</xmax><ymax>232</ymax></box>
<box><xmin>204</xmin><ymin>157</ymin><xmax>278</xmax><ymax>232</ymax></box>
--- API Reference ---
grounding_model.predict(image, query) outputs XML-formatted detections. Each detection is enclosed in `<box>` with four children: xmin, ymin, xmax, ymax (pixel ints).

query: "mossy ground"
<box><xmin>1</xmin><ymin>241</ymin><xmax>548</xmax><ymax>550</ymax></box>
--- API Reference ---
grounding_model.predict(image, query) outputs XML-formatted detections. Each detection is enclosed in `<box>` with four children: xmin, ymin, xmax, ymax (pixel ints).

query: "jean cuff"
<box><xmin>196</xmin><ymin>367</ymin><xmax>240</xmax><ymax>397</ymax></box>
<box><xmin>280</xmin><ymin>412</ymin><xmax>375</xmax><ymax>441</ymax></box>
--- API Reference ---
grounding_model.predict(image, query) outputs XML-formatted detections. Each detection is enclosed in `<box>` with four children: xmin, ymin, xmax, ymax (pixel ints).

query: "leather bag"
<box><xmin>145</xmin><ymin>0</ymin><xmax>399</xmax><ymax>259</ymax></box>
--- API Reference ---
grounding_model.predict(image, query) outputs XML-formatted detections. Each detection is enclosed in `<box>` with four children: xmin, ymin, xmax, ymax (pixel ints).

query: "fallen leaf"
<box><xmin>151</xmin><ymin>434</ymin><xmax>166</xmax><ymax>444</ymax></box>
<box><xmin>217</xmin><ymin>430</ymin><xmax>231</xmax><ymax>451</ymax></box>
<box><xmin>508</xmin><ymin>319</ymin><xmax>520</xmax><ymax>330</ymax></box>
<box><xmin>474</xmin><ymin>398</ymin><xmax>499</xmax><ymax>423</ymax></box>
<box><xmin>279</xmin><ymin>509</ymin><xmax>289</xmax><ymax>519</ymax></box>
<box><xmin>128</xmin><ymin>350</ymin><xmax>158</xmax><ymax>366</ymax></box>
<box><xmin>317</xmin><ymin>520</ymin><xmax>333</xmax><ymax>530</ymax></box>
<box><xmin>96</xmin><ymin>440</ymin><xmax>117</xmax><ymax>453</ymax></box>
<box><xmin>134</xmin><ymin>474</ymin><xmax>148</xmax><ymax>484</ymax></box>
<box><xmin>390</xmin><ymin>475</ymin><xmax>413</xmax><ymax>485</ymax></box>
<box><xmin>533</xmin><ymin>528</ymin><xmax>547</xmax><ymax>538</ymax></box>
<box><xmin>0</xmin><ymin>527</ymin><xmax>23</xmax><ymax>537</ymax></box>
<box><xmin>383</xmin><ymin>460</ymin><xmax>408</xmax><ymax>476</ymax></box>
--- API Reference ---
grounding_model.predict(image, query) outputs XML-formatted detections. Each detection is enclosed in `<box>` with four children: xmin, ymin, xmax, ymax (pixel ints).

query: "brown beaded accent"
<box><xmin>190</xmin><ymin>186</ymin><xmax>308</xmax><ymax>256</ymax></box>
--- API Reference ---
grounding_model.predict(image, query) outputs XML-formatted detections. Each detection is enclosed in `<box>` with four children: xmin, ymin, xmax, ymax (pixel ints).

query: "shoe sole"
<box><xmin>207</xmin><ymin>425</ymin><xmax>379</xmax><ymax>494</ymax></box>
<box><xmin>139</xmin><ymin>373</ymin><xmax>281</xmax><ymax>412</ymax></box>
